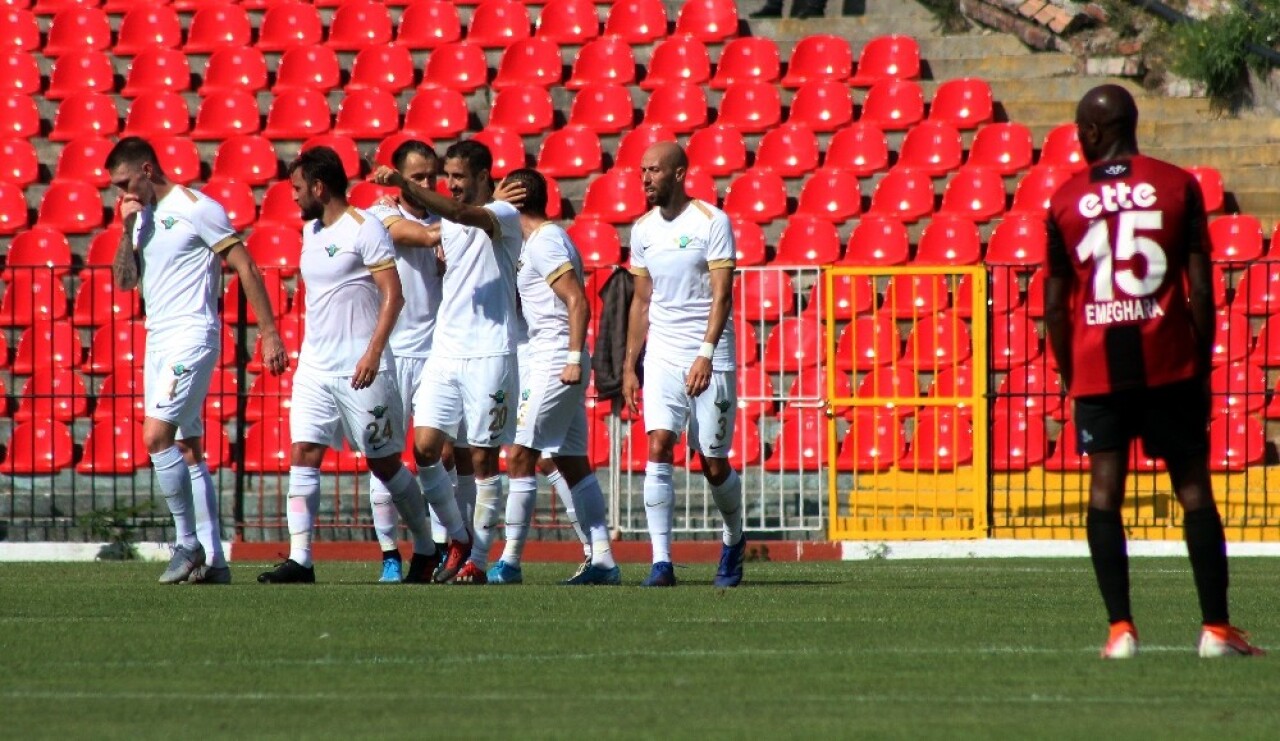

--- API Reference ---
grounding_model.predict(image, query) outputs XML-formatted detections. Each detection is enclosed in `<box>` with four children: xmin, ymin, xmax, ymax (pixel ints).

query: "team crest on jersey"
<box><xmin>368</xmin><ymin>405</ymin><xmax>389</xmax><ymax>419</ymax></box>
<box><xmin>171</xmin><ymin>364</ymin><xmax>191</xmax><ymax>377</ymax></box>
<box><xmin>677</xmin><ymin>235</ymin><xmax>692</xmax><ymax>249</ymax></box>
<box><xmin>490</xmin><ymin>390</ymin><xmax>506</xmax><ymax>404</ymax></box>
<box><xmin>160</xmin><ymin>216</ymin><xmax>176</xmax><ymax>230</ymax></box>
<box><xmin>325</xmin><ymin>244</ymin><xmax>339</xmax><ymax>257</ymax></box>
<box><xmin>715</xmin><ymin>399</ymin><xmax>731</xmax><ymax>413</ymax></box>
<box><xmin>521</xmin><ymin>389</ymin><xmax>530</xmax><ymax>401</ymax></box>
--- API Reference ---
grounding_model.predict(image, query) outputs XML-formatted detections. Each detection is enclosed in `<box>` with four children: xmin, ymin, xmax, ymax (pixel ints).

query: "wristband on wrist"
<box><xmin>566</xmin><ymin>351</ymin><xmax>582</xmax><ymax>365</ymax></box>
<box><xmin>697</xmin><ymin>342</ymin><xmax>715</xmax><ymax>359</ymax></box>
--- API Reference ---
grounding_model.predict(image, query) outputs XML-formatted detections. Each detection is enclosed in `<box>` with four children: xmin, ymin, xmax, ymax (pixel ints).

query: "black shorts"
<box><xmin>1073</xmin><ymin>379</ymin><xmax>1209</xmax><ymax>460</ymax></box>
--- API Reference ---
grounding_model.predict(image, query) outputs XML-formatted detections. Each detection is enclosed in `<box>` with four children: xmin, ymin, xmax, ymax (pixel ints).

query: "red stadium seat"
<box><xmin>640</xmin><ymin>35</ymin><xmax>711</xmax><ymax>90</ymax></box>
<box><xmin>258</xmin><ymin>179</ymin><xmax>302</xmax><ymax>229</ymax></box>
<box><xmin>566</xmin><ymin>220</ymin><xmax>621</xmax><ymax>270</ymax></box>
<box><xmin>1209</xmin><ymin>215</ymin><xmax>1264</xmax><ymax>264</ymax></box>
<box><xmin>674</xmin><ymin>0</ymin><xmax>737</xmax><ymax>42</ymax></box>
<box><xmin>716</xmin><ymin>80</ymin><xmax>782</xmax><ymax>134</ymax></box>
<box><xmin>849</xmin><ymin>34</ymin><xmax>921</xmax><ymax>87</ymax></box>
<box><xmin>5</xmin><ymin>227</ymin><xmax>72</xmax><ymax>278</ymax></box>
<box><xmin>614</xmin><ymin>124</ymin><xmax>675</xmax><ymax>170</ymax></box>
<box><xmin>151</xmin><ymin>135</ymin><xmax>202</xmax><ymax>185</ymax></box>
<box><xmin>928</xmin><ymin>77</ymin><xmax>994</xmax><ymax>130</ymax></box>
<box><xmin>85</xmin><ymin>321</ymin><xmax>141</xmax><ymax>374</ymax></box>
<box><xmin>248</xmin><ymin>313</ymin><xmax>304</xmax><ymax>373</ymax></box>
<box><xmin>1239</xmin><ymin>261</ymin><xmax>1280</xmax><ymax>316</ymax></box>
<box><xmin>194</xmin><ymin>92</ymin><xmax>263</xmax><ymax>144</ymax></box>
<box><xmin>730</xmin><ymin>218</ymin><xmax>766</xmax><ymax>266</ymax></box>
<box><xmin>761</xmin><ymin>319</ymin><xmax>824</xmax><ymax>372</ymax></box>
<box><xmin>488</xmin><ymin>84</ymin><xmax>555</xmax><ymax>134</ymax></box>
<box><xmin>333</xmin><ymin>89</ymin><xmax>401</xmax><ymax>139</ymax></box>
<box><xmin>710</xmin><ymin>36</ymin><xmax>780</xmax><ymax>89</ymax></box>
<box><xmin>991</xmin><ymin>307</ymin><xmax>1041</xmax><ymax>370</ymax></box>
<box><xmin>1023</xmin><ymin>267</ymin><xmax>1047</xmax><ymax>318</ymax></box>
<box><xmin>855</xmin><ymin>364</ymin><xmax>919</xmax><ymax>417</ymax></box>
<box><xmin>201</xmin><ymin>179</ymin><xmax>256</xmax><ymax>231</ymax></box>
<box><xmin>115</xmin><ymin>6</ymin><xmax>183</xmax><ymax>55</ymax></box>
<box><xmin>567</xmin><ymin>84</ymin><xmax>635</xmax><ymax>134</ymax></box>
<box><xmin>121</xmin><ymin>91</ymin><xmax>191</xmax><ymax>138</ymax></box>
<box><xmin>49</xmin><ymin>92</ymin><xmax>119</xmax><ymax>142</ymax></box>
<box><xmin>46</xmin><ymin>50</ymin><xmax>115</xmax><ymax>100</ymax></box>
<box><xmin>1187</xmin><ymin>166</ymin><xmax>1225</xmax><ymax>213</ymax></box>
<box><xmin>199</xmin><ymin>47</ymin><xmax>268</xmax><ymax>96</ymax></box>
<box><xmin>781</xmin><ymin>35</ymin><xmax>852</xmax><ymax>88</ymax></box>
<box><xmin>736</xmin><ymin>270</ymin><xmax>795</xmax><ymax>323</ymax></box>
<box><xmin>733</xmin><ymin>320</ymin><xmax>761</xmax><ymax>368</ymax></box>
<box><xmin>246</xmin><ymin>225</ymin><xmax>303</xmax><ymax>279</ymax></box>
<box><xmin>37</xmin><ymin>180</ymin><xmax>104</xmax><ymax>234</ymax></box>
<box><xmin>0</xmin><ymin>138</ymin><xmax>38</xmax><ymax>187</ymax></box>
<box><xmin>184</xmin><ymin>3</ymin><xmax>252</xmax><ymax>52</ymax></box>
<box><xmin>73</xmin><ymin>268</ymin><xmax>141</xmax><ymax>328</ymax></box>
<box><xmin>371</xmin><ymin>133</ymin><xmax>418</xmax><ymax>169</ymax></box>
<box><xmin>264</xmin><ymin>89</ymin><xmax>332</xmax><ymax>139</ymax></box>
<box><xmin>885</xmin><ymin>273</ymin><xmax>950</xmax><ymax>317</ymax></box>
<box><xmin>928</xmin><ymin>359</ymin><xmax>974</xmax><ymax>400</ymax></box>
<box><xmin>347</xmin><ymin>181</ymin><xmax>397</xmax><ymax>210</ymax></box>
<box><xmin>0</xmin><ymin>50</ymin><xmax>40</xmax><ymax>96</ymax></box>
<box><xmin>2</xmin><ymin>422</ymin><xmax>75</xmax><ymax>474</ymax></box>
<box><xmin>898</xmin><ymin>120</ymin><xmax>964</xmax><ymax>176</ymax></box>
<box><xmin>579</xmin><ymin>169</ymin><xmax>646</xmax><ymax>224</ymax></box>
<box><xmin>913</xmin><ymin>214</ymin><xmax>981</xmax><ymax>265</ymax></box>
<box><xmin>14</xmin><ymin>370</ymin><xmax>88</xmax><ymax>423</ymax></box>
<box><xmin>998</xmin><ymin>361</ymin><xmax>1063</xmax><ymax>419</ymax></box>
<box><xmin>755</xmin><ymin>123</ymin><xmax>820</xmax><ymax>178</ymax></box>
<box><xmin>0</xmin><ymin>7</ymin><xmax>41</xmax><ymax>53</ymax></box>
<box><xmin>43</xmin><ymin>8</ymin><xmax>111</xmax><ymax>56</ymax></box>
<box><xmin>242</xmin><ymin>420</ymin><xmax>292</xmax><ymax>472</ymax></box>
<box><xmin>809</xmin><ymin>273</ymin><xmax>876</xmax><ymax>320</ymax></box>
<box><xmin>347</xmin><ymin>44</ymin><xmax>416</xmax><ymax>94</ymax></box>
<box><xmin>764</xmin><ymin>409</ymin><xmax>827</xmax><ymax>472</ymax></box>
<box><xmin>1210</xmin><ymin>361</ymin><xmax>1266</xmax><ymax>417</ymax></box>
<box><xmin>774</xmin><ymin>216</ymin><xmax>841</xmax><ymax>265</ymax></box>
<box><xmin>420</xmin><ymin>41</ymin><xmax>489</xmax><ymax>93</ymax></box>
<box><xmin>467</xmin><ymin>0</ymin><xmax>531</xmax><ymax>48</ymax></box>
<box><xmin>273</xmin><ymin>45</ymin><xmax>341</xmax><ymax>94</ymax></box>
<box><xmin>403</xmin><ymin>87</ymin><xmax>469</xmax><ymax>140</ymax></box>
<box><xmin>867</xmin><ymin>168</ymin><xmax>935</xmax><ymax>223</ymax></box>
<box><xmin>860</xmin><ymin>79</ymin><xmax>925</xmax><ymax>131</ymax></box>
<box><xmin>834</xmin><ymin>312</ymin><xmax>899</xmax><ymax>370</ymax></box>
<box><xmin>685</xmin><ymin>124</ymin><xmax>747</xmax><ymax>177</ymax></box>
<box><xmin>906</xmin><ymin>309</ymin><xmax>971</xmax><ymax>370</ymax></box>
<box><xmin>85</xmin><ymin>225</ymin><xmax>123</xmax><ymax>268</ymax></box>
<box><xmin>1008</xmin><ymin>165</ymin><xmax>1070</xmax><ymax>218</ymax></box>
<box><xmin>1208</xmin><ymin>413</ymin><xmax>1265</xmax><ymax>471</ymax></box>
<box><xmin>837</xmin><ymin>214</ymin><xmax>908</xmax><ymax>266</ymax></box>
<box><xmin>984</xmin><ymin>213</ymin><xmax>1046</xmax><ymax>266</ymax></box>
<box><xmin>77</xmin><ymin>421</ymin><xmax>147</xmax><ymax>474</ymax></box>
<box><xmin>566</xmin><ymin>36</ymin><xmax>636</xmax><ymax>89</ymax></box>
<box><xmin>642</xmin><ymin>82</ymin><xmax>708</xmax><ymax>134</ymax></box>
<box><xmin>493</xmin><ymin>37</ymin><xmax>563</xmax><ymax>90</ymax></box>
<box><xmin>786</xmin><ymin>366</ymin><xmax>851</xmax><ymax>404</ymax></box>
<box><xmin>723</xmin><ymin>168</ymin><xmax>787</xmax><ymax>224</ymax></box>
<box><xmin>244</xmin><ymin>370</ymin><xmax>295</xmax><ymax>423</ymax></box>
<box><xmin>326</xmin><ymin>1</ymin><xmax>393</xmax><ymax>51</ymax></box>
<box><xmin>223</xmin><ymin>271</ymin><xmax>289</xmax><ymax>324</ymax></box>
<box><xmin>937</xmin><ymin>166</ymin><xmax>1007</xmax><ymax>223</ymax></box>
<box><xmin>837</xmin><ymin>409</ymin><xmax>904</xmax><ymax>472</ymax></box>
<box><xmin>901</xmin><ymin>407</ymin><xmax>972</xmax><ymax>470</ymax></box>
<box><xmin>682</xmin><ymin>167</ymin><xmax>718</xmax><ymax>204</ymax></box>
<box><xmin>12</xmin><ymin>321</ymin><xmax>83</xmax><ymax>373</ymax></box>
<box><xmin>536</xmin><ymin>0</ymin><xmax>599</xmax><ymax>44</ymax></box>
<box><xmin>545</xmin><ymin>174</ymin><xmax>568</xmax><ymax>219</ymax></box>
<box><xmin>53</xmin><ymin>136</ymin><xmax>113</xmax><ymax>187</ymax></box>
<box><xmin>93</xmin><ymin>368</ymin><xmax>145</xmax><ymax>421</ymax></box>
<box><xmin>258</xmin><ymin>3</ymin><xmax>323</xmax><ymax>52</ymax></box>
<box><xmin>796</xmin><ymin>169</ymin><xmax>862</xmax><ymax>223</ymax></box>
<box><xmin>397</xmin><ymin>0</ymin><xmax>461</xmax><ymax>49</ymax></box>
<box><xmin>787</xmin><ymin>80</ymin><xmax>855</xmax><ymax>133</ymax></box>
<box><xmin>470</xmin><ymin>128</ymin><xmax>527</xmax><ymax>177</ymax></box>
<box><xmin>0</xmin><ymin>93</ymin><xmax>39</xmax><ymax>139</ymax></box>
<box><xmin>603</xmin><ymin>0</ymin><xmax>667</xmax><ymax>44</ymax></box>
<box><xmin>967</xmin><ymin>122</ymin><xmax>1034</xmax><ymax>175</ymax></box>
<box><xmin>211</xmin><ymin>135</ymin><xmax>278</xmax><ymax>185</ymax></box>
<box><xmin>537</xmin><ymin>126</ymin><xmax>603</xmax><ymax>178</ymax></box>
<box><xmin>991</xmin><ymin>410</ymin><xmax>1047</xmax><ymax>471</ymax></box>
<box><xmin>1038</xmin><ymin>124</ymin><xmax>1086</xmax><ymax>173</ymax></box>
<box><xmin>0</xmin><ymin>181</ymin><xmax>28</xmax><ymax>234</ymax></box>
<box><xmin>824</xmin><ymin>122</ymin><xmax>890</xmax><ymax>177</ymax></box>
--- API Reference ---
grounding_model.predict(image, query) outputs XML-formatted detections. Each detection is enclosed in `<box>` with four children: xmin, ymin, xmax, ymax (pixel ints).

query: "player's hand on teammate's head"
<box><xmin>371</xmin><ymin>165</ymin><xmax>406</xmax><ymax>189</ymax></box>
<box><xmin>560</xmin><ymin>363</ymin><xmax>582</xmax><ymax>386</ymax></box>
<box><xmin>373</xmin><ymin>194</ymin><xmax>400</xmax><ymax>210</ymax></box>
<box><xmin>493</xmin><ymin>177</ymin><xmax>527</xmax><ymax>206</ymax></box>
<box><xmin>685</xmin><ymin>357</ymin><xmax>712</xmax><ymax>398</ymax></box>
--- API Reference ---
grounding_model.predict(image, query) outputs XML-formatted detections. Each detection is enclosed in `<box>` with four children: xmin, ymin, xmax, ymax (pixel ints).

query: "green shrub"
<box><xmin>1171</xmin><ymin>1</ymin><xmax>1280</xmax><ymax>111</ymax></box>
<box><xmin>918</xmin><ymin>0</ymin><xmax>970</xmax><ymax>35</ymax></box>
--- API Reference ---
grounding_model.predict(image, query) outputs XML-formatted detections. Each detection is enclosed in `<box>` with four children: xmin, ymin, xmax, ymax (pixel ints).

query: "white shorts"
<box><xmin>289</xmin><ymin>366</ymin><xmax>406</xmax><ymax>458</ymax></box>
<box><xmin>413</xmin><ymin>353</ymin><xmax>518</xmax><ymax>448</ymax></box>
<box><xmin>393</xmin><ymin>354</ymin><xmax>428</xmax><ymax>424</ymax></box>
<box><xmin>144</xmin><ymin>342</ymin><xmax>218</xmax><ymax>440</ymax></box>
<box><xmin>643</xmin><ymin>359</ymin><xmax>737</xmax><ymax>458</ymax></box>
<box><xmin>514</xmin><ymin>351</ymin><xmax>590</xmax><ymax>456</ymax></box>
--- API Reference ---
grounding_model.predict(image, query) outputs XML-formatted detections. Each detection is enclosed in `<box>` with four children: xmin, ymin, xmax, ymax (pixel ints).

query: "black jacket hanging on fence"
<box><xmin>592</xmin><ymin>266</ymin><xmax>641</xmax><ymax>401</ymax></box>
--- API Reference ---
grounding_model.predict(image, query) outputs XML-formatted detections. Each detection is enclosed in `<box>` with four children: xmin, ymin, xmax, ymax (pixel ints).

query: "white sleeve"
<box><xmin>532</xmin><ymin>231</ymin><xmax>575</xmax><ymax>284</ymax></box>
<box><xmin>366</xmin><ymin>203</ymin><xmax>403</xmax><ymax>227</ymax></box>
<box><xmin>360</xmin><ymin>221</ymin><xmax>398</xmax><ymax>270</ymax></box>
<box><xmin>485</xmin><ymin>201</ymin><xmax>522</xmax><ymax>242</ymax></box>
<box><xmin>706</xmin><ymin>212</ymin><xmax>736</xmax><ymax>267</ymax></box>
<box><xmin>192</xmin><ymin>198</ymin><xmax>239</xmax><ymax>253</ymax></box>
<box><xmin>629</xmin><ymin>223</ymin><xmax>647</xmax><ymax>274</ymax></box>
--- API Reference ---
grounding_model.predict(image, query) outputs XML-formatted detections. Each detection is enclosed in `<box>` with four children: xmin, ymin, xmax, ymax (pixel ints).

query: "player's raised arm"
<box><xmin>221</xmin><ymin>243</ymin><xmax>290</xmax><ymax>375</ymax></box>
<box><xmin>1044</xmin><ymin>218</ymin><xmax>1074</xmax><ymax>391</ymax></box>
<box><xmin>372</xmin><ymin>166</ymin><xmax>524</xmax><ymax>236</ymax></box>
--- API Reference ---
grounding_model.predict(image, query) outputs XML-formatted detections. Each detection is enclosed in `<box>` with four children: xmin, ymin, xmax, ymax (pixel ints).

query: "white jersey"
<box><xmin>132</xmin><ymin>185</ymin><xmax>237</xmax><ymax>347</ymax></box>
<box><xmin>517</xmin><ymin>222</ymin><xmax>584</xmax><ymax>357</ymax></box>
<box><xmin>298</xmin><ymin>207</ymin><xmax>398</xmax><ymax>377</ymax></box>
<box><xmin>367</xmin><ymin>202</ymin><xmax>442</xmax><ymax>359</ymax></box>
<box><xmin>431</xmin><ymin>200</ymin><xmax>523</xmax><ymax>359</ymax></box>
<box><xmin>629</xmin><ymin>199</ymin><xmax>737</xmax><ymax>371</ymax></box>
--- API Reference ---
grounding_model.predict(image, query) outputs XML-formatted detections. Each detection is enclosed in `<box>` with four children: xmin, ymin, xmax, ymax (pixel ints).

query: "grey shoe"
<box><xmin>185</xmin><ymin>564</ymin><xmax>231</xmax><ymax>585</ymax></box>
<box><xmin>158</xmin><ymin>543</ymin><xmax>206</xmax><ymax>584</ymax></box>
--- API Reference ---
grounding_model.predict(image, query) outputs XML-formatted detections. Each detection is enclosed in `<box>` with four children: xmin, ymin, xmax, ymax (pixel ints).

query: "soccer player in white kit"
<box><xmin>258</xmin><ymin>146</ymin><xmax>435</xmax><ymax>584</ymax></box>
<box><xmin>623</xmin><ymin>142</ymin><xmax>746</xmax><ymax>588</ymax></box>
<box><xmin>374</xmin><ymin>140</ymin><xmax>524</xmax><ymax>584</ymax></box>
<box><xmin>483</xmin><ymin>169</ymin><xmax>619</xmax><ymax>586</ymax></box>
<box><xmin>107</xmin><ymin>137</ymin><xmax>290</xmax><ymax>585</ymax></box>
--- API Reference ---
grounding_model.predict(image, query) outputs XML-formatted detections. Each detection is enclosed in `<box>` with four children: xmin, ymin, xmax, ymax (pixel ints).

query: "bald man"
<box><xmin>1045</xmin><ymin>85</ymin><xmax>1263</xmax><ymax>658</ymax></box>
<box><xmin>623</xmin><ymin>143</ymin><xmax>745</xmax><ymax>588</ymax></box>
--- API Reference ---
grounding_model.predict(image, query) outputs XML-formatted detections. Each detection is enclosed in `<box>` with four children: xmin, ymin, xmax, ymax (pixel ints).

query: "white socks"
<box><xmin>151</xmin><ymin>446</ymin><xmax>197</xmax><ymax>549</ymax></box>
<box><xmin>385</xmin><ymin>466</ymin><xmax>434</xmax><ymax>555</ymax></box>
<box><xmin>710</xmin><ymin>468</ymin><xmax>744</xmax><ymax>546</ymax></box>
<box><xmin>286</xmin><ymin>466</ymin><xmax>321</xmax><ymax>567</ymax></box>
<box><xmin>469</xmin><ymin>476</ymin><xmax>502</xmax><ymax>569</ymax></box>
<box><xmin>369</xmin><ymin>477</ymin><xmax>399</xmax><ymax>552</ymax></box>
<box><xmin>548</xmin><ymin>468</ymin><xmax>591</xmax><ymax>557</ymax></box>
<box><xmin>500</xmin><ymin>476</ymin><xmax>538</xmax><ymax>567</ymax></box>
<box><xmin>188</xmin><ymin>461</ymin><xmax>226</xmax><ymax>567</ymax></box>
<box><xmin>455</xmin><ymin>473</ymin><xmax>476</xmax><ymax>526</ymax></box>
<box><xmin>644</xmin><ymin>462</ymin><xmax>675</xmax><ymax>564</ymax></box>
<box><xmin>418</xmin><ymin>461</ymin><xmax>469</xmax><ymax>542</ymax></box>
<box><xmin>571</xmin><ymin>474</ymin><xmax>615</xmax><ymax>568</ymax></box>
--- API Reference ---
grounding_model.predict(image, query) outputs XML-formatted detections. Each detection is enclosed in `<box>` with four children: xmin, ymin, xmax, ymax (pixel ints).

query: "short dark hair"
<box><xmin>391</xmin><ymin>139</ymin><xmax>438</xmax><ymax>171</ymax></box>
<box><xmin>503</xmin><ymin>168</ymin><xmax>548</xmax><ymax>217</ymax></box>
<box><xmin>105</xmin><ymin>136</ymin><xmax>161</xmax><ymax>172</ymax></box>
<box><xmin>288</xmin><ymin>146</ymin><xmax>348</xmax><ymax>198</ymax></box>
<box><xmin>444</xmin><ymin>140</ymin><xmax>493</xmax><ymax>178</ymax></box>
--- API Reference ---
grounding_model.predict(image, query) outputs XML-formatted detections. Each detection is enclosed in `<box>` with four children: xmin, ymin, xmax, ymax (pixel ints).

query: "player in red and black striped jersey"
<box><xmin>1045</xmin><ymin>85</ymin><xmax>1263</xmax><ymax>659</ymax></box>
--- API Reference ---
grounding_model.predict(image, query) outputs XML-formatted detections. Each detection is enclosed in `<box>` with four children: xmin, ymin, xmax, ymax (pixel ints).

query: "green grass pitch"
<box><xmin>1</xmin><ymin>559</ymin><xmax>1276</xmax><ymax>739</ymax></box>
